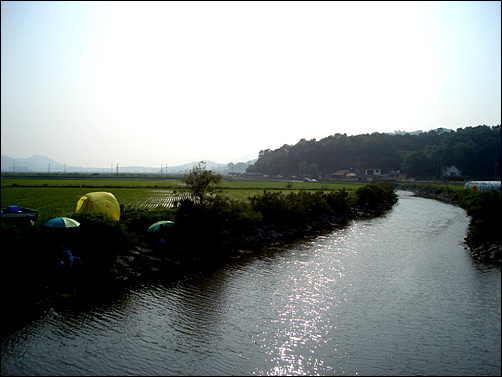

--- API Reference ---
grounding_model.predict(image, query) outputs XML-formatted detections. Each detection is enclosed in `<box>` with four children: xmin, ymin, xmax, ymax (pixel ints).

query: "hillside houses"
<box><xmin>329</xmin><ymin>170</ymin><xmax>358</xmax><ymax>180</ymax></box>
<box><xmin>362</xmin><ymin>169</ymin><xmax>397</xmax><ymax>181</ymax></box>
<box><xmin>328</xmin><ymin>168</ymin><xmax>397</xmax><ymax>181</ymax></box>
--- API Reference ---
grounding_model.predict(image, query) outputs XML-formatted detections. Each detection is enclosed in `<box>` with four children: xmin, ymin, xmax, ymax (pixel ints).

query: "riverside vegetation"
<box><xmin>1</xmin><ymin>164</ymin><xmax>397</xmax><ymax>314</ymax></box>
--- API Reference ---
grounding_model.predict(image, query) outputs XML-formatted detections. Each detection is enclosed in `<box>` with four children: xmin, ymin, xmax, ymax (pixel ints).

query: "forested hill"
<box><xmin>247</xmin><ymin>125</ymin><xmax>501</xmax><ymax>180</ymax></box>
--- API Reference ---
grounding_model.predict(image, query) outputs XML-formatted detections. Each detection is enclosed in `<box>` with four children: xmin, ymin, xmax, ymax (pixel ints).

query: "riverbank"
<box><xmin>1</xmin><ymin>186</ymin><xmax>398</xmax><ymax>324</ymax></box>
<box><xmin>396</xmin><ymin>184</ymin><xmax>501</xmax><ymax>266</ymax></box>
<box><xmin>107</xmin><ymin>199</ymin><xmax>398</xmax><ymax>284</ymax></box>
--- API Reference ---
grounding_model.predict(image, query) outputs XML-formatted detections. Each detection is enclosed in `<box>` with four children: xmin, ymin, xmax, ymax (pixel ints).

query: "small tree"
<box><xmin>182</xmin><ymin>161</ymin><xmax>222</xmax><ymax>204</ymax></box>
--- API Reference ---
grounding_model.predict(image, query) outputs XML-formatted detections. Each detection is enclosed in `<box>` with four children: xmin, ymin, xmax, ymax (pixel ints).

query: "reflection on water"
<box><xmin>2</xmin><ymin>191</ymin><xmax>501</xmax><ymax>376</ymax></box>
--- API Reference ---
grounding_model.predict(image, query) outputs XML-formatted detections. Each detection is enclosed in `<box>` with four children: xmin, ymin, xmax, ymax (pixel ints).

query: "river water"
<box><xmin>2</xmin><ymin>191</ymin><xmax>501</xmax><ymax>376</ymax></box>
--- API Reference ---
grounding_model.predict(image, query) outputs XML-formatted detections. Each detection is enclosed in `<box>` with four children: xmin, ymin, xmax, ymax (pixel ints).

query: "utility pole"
<box><xmin>357</xmin><ymin>155</ymin><xmax>361</xmax><ymax>180</ymax></box>
<box><xmin>495</xmin><ymin>152</ymin><xmax>499</xmax><ymax>179</ymax></box>
<box><xmin>298</xmin><ymin>154</ymin><xmax>301</xmax><ymax>178</ymax></box>
<box><xmin>440</xmin><ymin>154</ymin><xmax>443</xmax><ymax>180</ymax></box>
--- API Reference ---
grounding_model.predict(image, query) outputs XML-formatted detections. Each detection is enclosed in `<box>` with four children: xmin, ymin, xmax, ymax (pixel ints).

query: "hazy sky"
<box><xmin>1</xmin><ymin>1</ymin><xmax>500</xmax><ymax>167</ymax></box>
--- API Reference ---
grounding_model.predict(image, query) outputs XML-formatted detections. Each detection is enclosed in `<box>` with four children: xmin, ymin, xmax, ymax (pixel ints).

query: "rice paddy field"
<box><xmin>1</xmin><ymin>176</ymin><xmax>363</xmax><ymax>222</ymax></box>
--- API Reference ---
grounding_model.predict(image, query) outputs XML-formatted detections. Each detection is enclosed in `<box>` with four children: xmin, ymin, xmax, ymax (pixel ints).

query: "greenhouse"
<box><xmin>464</xmin><ymin>181</ymin><xmax>501</xmax><ymax>192</ymax></box>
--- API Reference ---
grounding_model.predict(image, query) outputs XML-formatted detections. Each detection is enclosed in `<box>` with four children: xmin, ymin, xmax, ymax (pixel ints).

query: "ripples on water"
<box><xmin>2</xmin><ymin>191</ymin><xmax>501</xmax><ymax>376</ymax></box>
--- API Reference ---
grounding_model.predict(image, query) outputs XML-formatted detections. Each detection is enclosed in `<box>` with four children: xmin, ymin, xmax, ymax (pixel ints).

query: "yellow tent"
<box><xmin>76</xmin><ymin>192</ymin><xmax>120</xmax><ymax>221</ymax></box>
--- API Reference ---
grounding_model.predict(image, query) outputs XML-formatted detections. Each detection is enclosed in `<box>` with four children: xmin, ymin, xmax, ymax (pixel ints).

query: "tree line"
<box><xmin>247</xmin><ymin>125</ymin><xmax>501</xmax><ymax>180</ymax></box>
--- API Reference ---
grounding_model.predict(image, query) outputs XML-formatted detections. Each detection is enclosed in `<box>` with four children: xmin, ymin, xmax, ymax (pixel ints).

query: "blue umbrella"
<box><xmin>44</xmin><ymin>217</ymin><xmax>80</xmax><ymax>228</ymax></box>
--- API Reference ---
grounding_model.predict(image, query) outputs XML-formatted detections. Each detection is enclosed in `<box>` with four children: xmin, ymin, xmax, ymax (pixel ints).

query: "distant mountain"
<box><xmin>165</xmin><ymin>160</ymin><xmax>222</xmax><ymax>173</ymax></box>
<box><xmin>1</xmin><ymin>155</ymin><xmax>65</xmax><ymax>173</ymax></box>
<box><xmin>1</xmin><ymin>155</ymin><xmax>257</xmax><ymax>174</ymax></box>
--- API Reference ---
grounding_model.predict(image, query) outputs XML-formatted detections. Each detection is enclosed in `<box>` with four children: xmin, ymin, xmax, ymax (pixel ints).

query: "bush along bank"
<box><xmin>396</xmin><ymin>183</ymin><xmax>501</xmax><ymax>266</ymax></box>
<box><xmin>1</xmin><ymin>183</ymin><xmax>397</xmax><ymax>312</ymax></box>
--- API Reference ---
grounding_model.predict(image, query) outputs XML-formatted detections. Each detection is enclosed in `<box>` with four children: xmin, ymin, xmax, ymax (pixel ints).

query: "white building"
<box><xmin>444</xmin><ymin>166</ymin><xmax>461</xmax><ymax>178</ymax></box>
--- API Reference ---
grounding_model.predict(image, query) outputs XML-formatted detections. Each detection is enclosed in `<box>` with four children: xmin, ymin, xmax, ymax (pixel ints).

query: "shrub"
<box><xmin>323</xmin><ymin>189</ymin><xmax>350</xmax><ymax>213</ymax></box>
<box><xmin>459</xmin><ymin>190</ymin><xmax>501</xmax><ymax>244</ymax></box>
<box><xmin>1</xmin><ymin>221</ymin><xmax>52</xmax><ymax>273</ymax></box>
<box><xmin>249</xmin><ymin>189</ymin><xmax>352</xmax><ymax>225</ymax></box>
<box><xmin>356</xmin><ymin>182</ymin><xmax>397</xmax><ymax>207</ymax></box>
<box><xmin>70</xmin><ymin>212</ymin><xmax>130</xmax><ymax>273</ymax></box>
<box><xmin>1</xmin><ymin>221</ymin><xmax>71</xmax><ymax>301</ymax></box>
<box><xmin>119</xmin><ymin>206</ymin><xmax>177</xmax><ymax>245</ymax></box>
<box><xmin>174</xmin><ymin>194</ymin><xmax>262</xmax><ymax>249</ymax></box>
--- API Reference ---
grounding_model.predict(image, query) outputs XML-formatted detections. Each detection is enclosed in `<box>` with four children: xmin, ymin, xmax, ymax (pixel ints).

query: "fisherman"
<box><xmin>59</xmin><ymin>245</ymin><xmax>82</xmax><ymax>269</ymax></box>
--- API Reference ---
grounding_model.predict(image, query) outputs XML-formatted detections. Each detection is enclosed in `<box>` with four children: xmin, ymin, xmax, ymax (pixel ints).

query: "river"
<box><xmin>1</xmin><ymin>191</ymin><xmax>501</xmax><ymax>376</ymax></box>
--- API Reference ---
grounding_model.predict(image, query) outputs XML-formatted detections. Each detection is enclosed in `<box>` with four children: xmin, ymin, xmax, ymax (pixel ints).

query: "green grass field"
<box><xmin>1</xmin><ymin>177</ymin><xmax>363</xmax><ymax>222</ymax></box>
<box><xmin>1</xmin><ymin>177</ymin><xmax>360</xmax><ymax>190</ymax></box>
